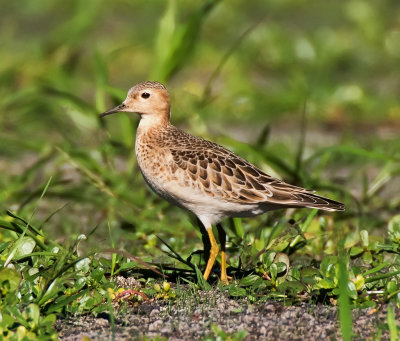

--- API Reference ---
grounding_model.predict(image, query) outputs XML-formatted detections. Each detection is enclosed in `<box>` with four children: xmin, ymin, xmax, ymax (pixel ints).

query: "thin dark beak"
<box><xmin>99</xmin><ymin>103</ymin><xmax>126</xmax><ymax>118</ymax></box>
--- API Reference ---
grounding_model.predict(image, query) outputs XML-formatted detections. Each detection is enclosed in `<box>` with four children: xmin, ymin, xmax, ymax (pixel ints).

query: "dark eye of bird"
<box><xmin>141</xmin><ymin>92</ymin><xmax>150</xmax><ymax>99</ymax></box>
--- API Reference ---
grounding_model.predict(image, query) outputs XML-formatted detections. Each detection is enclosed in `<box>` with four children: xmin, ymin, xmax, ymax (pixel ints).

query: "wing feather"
<box><xmin>166</xmin><ymin>127</ymin><xmax>344</xmax><ymax>211</ymax></box>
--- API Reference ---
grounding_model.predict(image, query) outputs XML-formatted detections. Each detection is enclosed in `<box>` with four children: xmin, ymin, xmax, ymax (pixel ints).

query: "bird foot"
<box><xmin>220</xmin><ymin>275</ymin><xmax>232</xmax><ymax>285</ymax></box>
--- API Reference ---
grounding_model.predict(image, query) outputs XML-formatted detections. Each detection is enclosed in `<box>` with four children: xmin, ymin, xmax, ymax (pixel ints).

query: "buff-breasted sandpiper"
<box><xmin>100</xmin><ymin>81</ymin><xmax>345</xmax><ymax>283</ymax></box>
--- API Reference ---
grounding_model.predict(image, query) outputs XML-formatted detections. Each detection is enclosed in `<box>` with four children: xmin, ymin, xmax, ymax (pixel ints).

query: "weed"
<box><xmin>1</xmin><ymin>0</ymin><xmax>400</xmax><ymax>339</ymax></box>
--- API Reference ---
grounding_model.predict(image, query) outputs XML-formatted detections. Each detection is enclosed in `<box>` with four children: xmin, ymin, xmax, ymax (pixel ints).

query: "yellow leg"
<box><xmin>217</xmin><ymin>224</ymin><xmax>229</xmax><ymax>284</ymax></box>
<box><xmin>203</xmin><ymin>228</ymin><xmax>219</xmax><ymax>280</ymax></box>
<box><xmin>220</xmin><ymin>250</ymin><xmax>228</xmax><ymax>284</ymax></box>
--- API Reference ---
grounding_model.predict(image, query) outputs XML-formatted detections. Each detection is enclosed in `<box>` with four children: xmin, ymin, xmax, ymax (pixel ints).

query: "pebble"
<box><xmin>56</xmin><ymin>289</ymin><xmax>400</xmax><ymax>341</ymax></box>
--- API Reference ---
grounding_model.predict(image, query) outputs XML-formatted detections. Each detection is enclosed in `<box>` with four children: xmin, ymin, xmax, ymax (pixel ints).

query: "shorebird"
<box><xmin>100</xmin><ymin>81</ymin><xmax>345</xmax><ymax>283</ymax></box>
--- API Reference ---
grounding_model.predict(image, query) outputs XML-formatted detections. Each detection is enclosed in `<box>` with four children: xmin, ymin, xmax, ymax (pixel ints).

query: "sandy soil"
<box><xmin>56</xmin><ymin>287</ymin><xmax>397</xmax><ymax>340</ymax></box>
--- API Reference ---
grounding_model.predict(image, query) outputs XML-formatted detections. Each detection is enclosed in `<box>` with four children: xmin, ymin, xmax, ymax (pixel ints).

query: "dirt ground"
<box><xmin>56</xmin><ymin>287</ymin><xmax>397</xmax><ymax>340</ymax></box>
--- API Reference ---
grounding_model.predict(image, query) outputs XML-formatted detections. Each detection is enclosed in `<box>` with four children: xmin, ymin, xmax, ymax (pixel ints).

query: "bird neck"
<box><xmin>137</xmin><ymin>111</ymin><xmax>171</xmax><ymax>133</ymax></box>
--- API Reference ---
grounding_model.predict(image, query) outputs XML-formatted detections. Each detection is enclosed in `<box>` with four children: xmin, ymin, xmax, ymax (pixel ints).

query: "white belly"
<box><xmin>137</xmin><ymin>156</ymin><xmax>265</xmax><ymax>226</ymax></box>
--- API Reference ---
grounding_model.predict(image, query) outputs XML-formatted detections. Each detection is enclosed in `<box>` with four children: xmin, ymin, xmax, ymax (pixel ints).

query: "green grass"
<box><xmin>1</xmin><ymin>0</ymin><xmax>400</xmax><ymax>339</ymax></box>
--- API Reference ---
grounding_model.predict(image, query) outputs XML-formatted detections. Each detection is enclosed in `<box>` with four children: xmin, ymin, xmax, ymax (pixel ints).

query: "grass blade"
<box><xmin>387</xmin><ymin>305</ymin><xmax>398</xmax><ymax>341</ymax></box>
<box><xmin>338</xmin><ymin>240</ymin><xmax>353</xmax><ymax>341</ymax></box>
<box><xmin>151</xmin><ymin>0</ymin><xmax>220</xmax><ymax>82</ymax></box>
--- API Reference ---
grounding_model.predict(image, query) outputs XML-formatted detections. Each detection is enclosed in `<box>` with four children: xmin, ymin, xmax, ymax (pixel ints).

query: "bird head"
<box><xmin>100</xmin><ymin>81</ymin><xmax>170</xmax><ymax>123</ymax></box>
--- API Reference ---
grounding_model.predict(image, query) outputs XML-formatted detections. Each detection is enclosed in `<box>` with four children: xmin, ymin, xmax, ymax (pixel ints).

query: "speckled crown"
<box><xmin>131</xmin><ymin>81</ymin><xmax>167</xmax><ymax>92</ymax></box>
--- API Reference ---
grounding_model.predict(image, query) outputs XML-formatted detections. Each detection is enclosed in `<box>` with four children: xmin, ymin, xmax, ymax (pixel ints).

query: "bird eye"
<box><xmin>141</xmin><ymin>92</ymin><xmax>150</xmax><ymax>99</ymax></box>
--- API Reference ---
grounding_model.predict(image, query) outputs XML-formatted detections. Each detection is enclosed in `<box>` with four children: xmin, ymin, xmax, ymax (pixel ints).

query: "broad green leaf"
<box><xmin>320</xmin><ymin>256</ymin><xmax>338</xmax><ymax>277</ymax></box>
<box><xmin>262</xmin><ymin>251</ymin><xmax>276</xmax><ymax>267</ymax></box>
<box><xmin>270</xmin><ymin>263</ymin><xmax>278</xmax><ymax>280</ymax></box>
<box><xmin>228</xmin><ymin>286</ymin><xmax>247</xmax><ymax>297</ymax></box>
<box><xmin>275</xmin><ymin>262</ymin><xmax>287</xmax><ymax>274</ymax></box>
<box><xmin>388</xmin><ymin>215</ymin><xmax>400</xmax><ymax>244</ymax></box>
<box><xmin>0</xmin><ymin>268</ymin><xmax>21</xmax><ymax>293</ymax></box>
<box><xmin>13</xmin><ymin>237</ymin><xmax>36</xmax><ymax>259</ymax></box>
<box><xmin>317</xmin><ymin>278</ymin><xmax>335</xmax><ymax>289</ymax></box>
<box><xmin>386</xmin><ymin>281</ymin><xmax>397</xmax><ymax>294</ymax></box>
<box><xmin>75</xmin><ymin>257</ymin><xmax>91</xmax><ymax>274</ymax></box>
<box><xmin>350</xmin><ymin>246</ymin><xmax>363</xmax><ymax>257</ymax></box>
<box><xmin>360</xmin><ymin>230</ymin><xmax>369</xmax><ymax>247</ymax></box>
<box><xmin>26</xmin><ymin>304</ymin><xmax>40</xmax><ymax>328</ymax></box>
<box><xmin>347</xmin><ymin>281</ymin><xmax>358</xmax><ymax>300</ymax></box>
<box><xmin>0</xmin><ymin>311</ymin><xmax>15</xmax><ymax>329</ymax></box>
<box><xmin>239</xmin><ymin>274</ymin><xmax>260</xmax><ymax>287</ymax></box>
<box><xmin>352</xmin><ymin>274</ymin><xmax>365</xmax><ymax>291</ymax></box>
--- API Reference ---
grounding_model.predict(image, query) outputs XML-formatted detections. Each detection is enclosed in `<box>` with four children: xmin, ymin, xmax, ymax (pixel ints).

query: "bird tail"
<box><xmin>294</xmin><ymin>192</ymin><xmax>345</xmax><ymax>212</ymax></box>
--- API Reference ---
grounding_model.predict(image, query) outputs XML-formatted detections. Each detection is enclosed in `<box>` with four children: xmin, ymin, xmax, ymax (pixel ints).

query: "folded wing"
<box><xmin>168</xmin><ymin>133</ymin><xmax>344</xmax><ymax>212</ymax></box>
